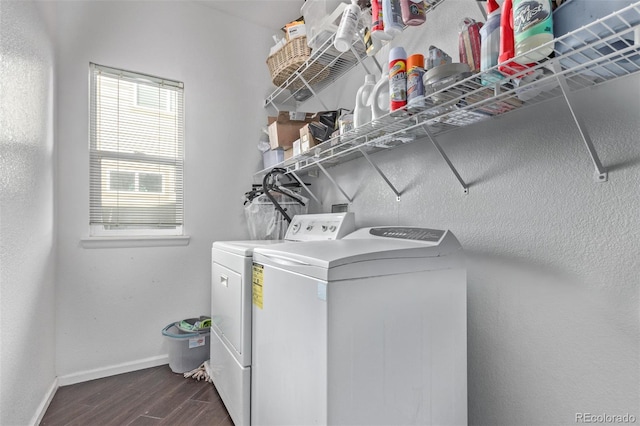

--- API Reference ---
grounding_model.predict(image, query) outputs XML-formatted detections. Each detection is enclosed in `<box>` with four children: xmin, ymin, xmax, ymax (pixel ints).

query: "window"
<box><xmin>89</xmin><ymin>63</ymin><xmax>184</xmax><ymax>236</ymax></box>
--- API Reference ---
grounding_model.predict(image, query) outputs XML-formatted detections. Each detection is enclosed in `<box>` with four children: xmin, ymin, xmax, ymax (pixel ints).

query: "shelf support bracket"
<box><xmin>358</xmin><ymin>147</ymin><xmax>402</xmax><ymax>200</ymax></box>
<box><xmin>289</xmin><ymin>170</ymin><xmax>321</xmax><ymax>205</ymax></box>
<box><xmin>316</xmin><ymin>162</ymin><xmax>353</xmax><ymax>203</ymax></box>
<box><xmin>294</xmin><ymin>71</ymin><xmax>330</xmax><ymax>111</ymax></box>
<box><xmin>552</xmin><ymin>61</ymin><xmax>608</xmax><ymax>182</ymax></box>
<box><xmin>421</xmin><ymin>125</ymin><xmax>469</xmax><ymax>194</ymax></box>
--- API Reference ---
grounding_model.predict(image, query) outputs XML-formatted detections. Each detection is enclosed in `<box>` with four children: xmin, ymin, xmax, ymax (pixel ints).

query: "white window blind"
<box><xmin>89</xmin><ymin>63</ymin><xmax>184</xmax><ymax>236</ymax></box>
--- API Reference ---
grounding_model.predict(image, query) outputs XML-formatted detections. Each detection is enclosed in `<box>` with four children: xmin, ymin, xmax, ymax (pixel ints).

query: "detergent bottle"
<box><xmin>370</xmin><ymin>73</ymin><xmax>390</xmax><ymax>121</ymax></box>
<box><xmin>400</xmin><ymin>0</ymin><xmax>426</xmax><ymax>26</ymax></box>
<box><xmin>354</xmin><ymin>74</ymin><xmax>376</xmax><ymax>128</ymax></box>
<box><xmin>382</xmin><ymin>0</ymin><xmax>404</xmax><ymax>39</ymax></box>
<box><xmin>480</xmin><ymin>0</ymin><xmax>505</xmax><ymax>85</ymax></box>
<box><xmin>513</xmin><ymin>0</ymin><xmax>554</xmax><ymax>63</ymax></box>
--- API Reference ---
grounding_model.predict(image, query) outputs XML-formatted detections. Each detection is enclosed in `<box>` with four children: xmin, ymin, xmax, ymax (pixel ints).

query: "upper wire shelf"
<box><xmin>258</xmin><ymin>2</ymin><xmax>640</xmax><ymax>178</ymax></box>
<box><xmin>263</xmin><ymin>0</ymin><xmax>447</xmax><ymax>108</ymax></box>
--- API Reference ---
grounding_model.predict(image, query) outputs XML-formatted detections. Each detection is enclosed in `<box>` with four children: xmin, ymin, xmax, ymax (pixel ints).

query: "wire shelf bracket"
<box><xmin>289</xmin><ymin>170</ymin><xmax>321</xmax><ymax>205</ymax></box>
<box><xmin>316</xmin><ymin>162</ymin><xmax>353</xmax><ymax>202</ymax></box>
<box><xmin>358</xmin><ymin>147</ymin><xmax>402</xmax><ymax>200</ymax></box>
<box><xmin>552</xmin><ymin>61</ymin><xmax>608</xmax><ymax>182</ymax></box>
<box><xmin>421</xmin><ymin>124</ymin><xmax>469</xmax><ymax>194</ymax></box>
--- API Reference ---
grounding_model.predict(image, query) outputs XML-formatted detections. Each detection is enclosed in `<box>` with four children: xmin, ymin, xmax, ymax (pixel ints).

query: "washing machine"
<box><xmin>209</xmin><ymin>212</ymin><xmax>355</xmax><ymax>426</ymax></box>
<box><xmin>251</xmin><ymin>226</ymin><xmax>467</xmax><ymax>426</ymax></box>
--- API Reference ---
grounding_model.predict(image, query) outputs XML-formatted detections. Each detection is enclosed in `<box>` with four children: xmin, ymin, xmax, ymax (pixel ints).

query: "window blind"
<box><xmin>89</xmin><ymin>63</ymin><xmax>184</xmax><ymax>236</ymax></box>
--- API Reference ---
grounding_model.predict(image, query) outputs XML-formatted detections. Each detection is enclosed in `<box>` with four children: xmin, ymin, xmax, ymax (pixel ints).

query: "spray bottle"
<box><xmin>389</xmin><ymin>46</ymin><xmax>407</xmax><ymax>113</ymax></box>
<box><xmin>406</xmin><ymin>54</ymin><xmax>426</xmax><ymax>110</ymax></box>
<box><xmin>371</xmin><ymin>0</ymin><xmax>392</xmax><ymax>40</ymax></box>
<box><xmin>498</xmin><ymin>0</ymin><xmax>534</xmax><ymax>75</ymax></box>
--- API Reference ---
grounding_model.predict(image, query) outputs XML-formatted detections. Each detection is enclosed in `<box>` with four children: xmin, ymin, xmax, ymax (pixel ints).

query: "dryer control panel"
<box><xmin>285</xmin><ymin>212</ymin><xmax>356</xmax><ymax>241</ymax></box>
<box><xmin>369</xmin><ymin>227</ymin><xmax>445</xmax><ymax>243</ymax></box>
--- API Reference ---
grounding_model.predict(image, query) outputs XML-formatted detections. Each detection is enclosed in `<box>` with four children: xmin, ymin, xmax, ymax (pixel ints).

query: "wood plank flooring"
<box><xmin>40</xmin><ymin>365</ymin><xmax>232</xmax><ymax>426</ymax></box>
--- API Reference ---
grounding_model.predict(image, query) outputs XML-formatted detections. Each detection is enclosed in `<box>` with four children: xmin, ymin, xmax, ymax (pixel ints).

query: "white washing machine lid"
<box><xmin>212</xmin><ymin>240</ymin><xmax>284</xmax><ymax>257</ymax></box>
<box><xmin>252</xmin><ymin>227</ymin><xmax>463</xmax><ymax>281</ymax></box>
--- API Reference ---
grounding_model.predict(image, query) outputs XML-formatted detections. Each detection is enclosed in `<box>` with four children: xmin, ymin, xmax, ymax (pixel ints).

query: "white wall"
<box><xmin>0</xmin><ymin>1</ymin><xmax>57</xmax><ymax>424</ymax></box>
<box><xmin>309</xmin><ymin>2</ymin><xmax>640</xmax><ymax>423</ymax></box>
<box><xmin>54</xmin><ymin>1</ymin><xmax>275</xmax><ymax>379</ymax></box>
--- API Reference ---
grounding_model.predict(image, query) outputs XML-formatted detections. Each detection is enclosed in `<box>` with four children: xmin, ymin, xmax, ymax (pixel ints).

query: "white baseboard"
<box><xmin>57</xmin><ymin>355</ymin><xmax>169</xmax><ymax>387</ymax></box>
<box><xmin>30</xmin><ymin>377</ymin><xmax>58</xmax><ymax>426</ymax></box>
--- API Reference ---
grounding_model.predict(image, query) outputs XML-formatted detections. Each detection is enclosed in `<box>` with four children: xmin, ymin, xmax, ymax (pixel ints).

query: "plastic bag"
<box><xmin>244</xmin><ymin>192</ymin><xmax>309</xmax><ymax>240</ymax></box>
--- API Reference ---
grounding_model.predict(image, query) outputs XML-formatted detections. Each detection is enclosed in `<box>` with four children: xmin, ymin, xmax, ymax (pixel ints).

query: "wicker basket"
<box><xmin>266</xmin><ymin>36</ymin><xmax>330</xmax><ymax>89</ymax></box>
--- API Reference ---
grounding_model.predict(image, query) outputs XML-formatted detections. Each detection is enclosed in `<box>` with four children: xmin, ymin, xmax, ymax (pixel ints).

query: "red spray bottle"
<box><xmin>498</xmin><ymin>0</ymin><xmax>534</xmax><ymax>75</ymax></box>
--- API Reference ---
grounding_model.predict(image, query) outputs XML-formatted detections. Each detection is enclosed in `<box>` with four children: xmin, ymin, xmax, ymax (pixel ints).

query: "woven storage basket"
<box><xmin>267</xmin><ymin>36</ymin><xmax>330</xmax><ymax>89</ymax></box>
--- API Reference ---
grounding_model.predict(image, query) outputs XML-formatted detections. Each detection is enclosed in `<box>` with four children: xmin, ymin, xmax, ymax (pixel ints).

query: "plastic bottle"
<box><xmin>354</xmin><ymin>74</ymin><xmax>376</xmax><ymax>128</ymax></box>
<box><xmin>498</xmin><ymin>0</ymin><xmax>534</xmax><ymax>75</ymax></box>
<box><xmin>370</xmin><ymin>73</ymin><xmax>390</xmax><ymax>121</ymax></box>
<box><xmin>458</xmin><ymin>18</ymin><xmax>483</xmax><ymax>73</ymax></box>
<box><xmin>513</xmin><ymin>0</ymin><xmax>554</xmax><ymax>63</ymax></box>
<box><xmin>406</xmin><ymin>54</ymin><xmax>425</xmax><ymax>109</ymax></box>
<box><xmin>400</xmin><ymin>0</ymin><xmax>426</xmax><ymax>26</ymax></box>
<box><xmin>480</xmin><ymin>0</ymin><xmax>505</xmax><ymax>85</ymax></box>
<box><xmin>382</xmin><ymin>0</ymin><xmax>404</xmax><ymax>39</ymax></box>
<box><xmin>389</xmin><ymin>46</ymin><xmax>407</xmax><ymax>112</ymax></box>
<box><xmin>371</xmin><ymin>0</ymin><xmax>392</xmax><ymax>40</ymax></box>
<box><xmin>334</xmin><ymin>0</ymin><xmax>362</xmax><ymax>52</ymax></box>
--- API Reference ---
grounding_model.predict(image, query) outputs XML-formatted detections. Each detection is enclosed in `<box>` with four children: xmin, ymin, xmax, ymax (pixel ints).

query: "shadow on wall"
<box><xmin>464</xmin><ymin>250</ymin><xmax>639</xmax><ymax>426</ymax></box>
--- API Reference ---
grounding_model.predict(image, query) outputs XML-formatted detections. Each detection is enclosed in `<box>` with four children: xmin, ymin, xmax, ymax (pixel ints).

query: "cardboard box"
<box><xmin>268</xmin><ymin>112</ymin><xmax>317</xmax><ymax>150</ymax></box>
<box><xmin>300</xmin><ymin>122</ymin><xmax>331</xmax><ymax>153</ymax></box>
<box><xmin>284</xmin><ymin>148</ymin><xmax>294</xmax><ymax>161</ymax></box>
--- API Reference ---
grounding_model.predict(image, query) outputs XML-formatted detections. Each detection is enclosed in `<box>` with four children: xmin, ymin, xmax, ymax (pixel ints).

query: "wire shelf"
<box><xmin>258</xmin><ymin>1</ymin><xmax>640</xmax><ymax>179</ymax></box>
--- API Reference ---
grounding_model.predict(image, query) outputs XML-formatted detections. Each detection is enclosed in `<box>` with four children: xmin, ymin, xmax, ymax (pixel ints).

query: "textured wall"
<box><xmin>299</xmin><ymin>2</ymin><xmax>640</xmax><ymax>423</ymax></box>
<box><xmin>54</xmin><ymin>1</ymin><xmax>274</xmax><ymax>378</ymax></box>
<box><xmin>0</xmin><ymin>1</ymin><xmax>57</xmax><ymax>424</ymax></box>
<box><xmin>314</xmin><ymin>55</ymin><xmax>640</xmax><ymax>426</ymax></box>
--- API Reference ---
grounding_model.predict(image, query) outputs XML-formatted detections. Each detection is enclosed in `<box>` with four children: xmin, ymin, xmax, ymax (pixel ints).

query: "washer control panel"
<box><xmin>285</xmin><ymin>212</ymin><xmax>356</xmax><ymax>241</ymax></box>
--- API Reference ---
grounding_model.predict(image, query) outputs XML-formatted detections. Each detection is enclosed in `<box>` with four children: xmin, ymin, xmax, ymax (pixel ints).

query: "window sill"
<box><xmin>81</xmin><ymin>235</ymin><xmax>190</xmax><ymax>249</ymax></box>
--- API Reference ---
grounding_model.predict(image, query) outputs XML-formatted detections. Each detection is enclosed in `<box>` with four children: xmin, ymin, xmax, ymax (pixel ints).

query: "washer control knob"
<box><xmin>329</xmin><ymin>225</ymin><xmax>337</xmax><ymax>232</ymax></box>
<box><xmin>322</xmin><ymin>225</ymin><xmax>328</xmax><ymax>232</ymax></box>
<box><xmin>291</xmin><ymin>222</ymin><xmax>301</xmax><ymax>233</ymax></box>
<box><xmin>306</xmin><ymin>225</ymin><xmax>314</xmax><ymax>231</ymax></box>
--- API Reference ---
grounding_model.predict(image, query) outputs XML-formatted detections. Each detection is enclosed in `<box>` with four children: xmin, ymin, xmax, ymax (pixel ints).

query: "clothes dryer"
<box><xmin>210</xmin><ymin>213</ymin><xmax>355</xmax><ymax>426</ymax></box>
<box><xmin>251</xmin><ymin>227</ymin><xmax>467</xmax><ymax>426</ymax></box>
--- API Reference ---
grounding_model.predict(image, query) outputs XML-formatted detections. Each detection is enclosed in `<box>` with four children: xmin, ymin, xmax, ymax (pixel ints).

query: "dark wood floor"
<box><xmin>40</xmin><ymin>365</ymin><xmax>232</xmax><ymax>426</ymax></box>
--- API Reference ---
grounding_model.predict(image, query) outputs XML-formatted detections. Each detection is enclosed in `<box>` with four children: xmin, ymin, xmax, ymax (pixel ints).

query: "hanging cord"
<box><xmin>262</xmin><ymin>168</ymin><xmax>302</xmax><ymax>224</ymax></box>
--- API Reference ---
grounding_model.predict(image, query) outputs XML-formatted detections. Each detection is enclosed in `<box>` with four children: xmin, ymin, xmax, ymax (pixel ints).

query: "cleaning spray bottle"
<box><xmin>334</xmin><ymin>0</ymin><xmax>362</xmax><ymax>52</ymax></box>
<box><xmin>371</xmin><ymin>0</ymin><xmax>392</xmax><ymax>40</ymax></box>
<box><xmin>480</xmin><ymin>0</ymin><xmax>504</xmax><ymax>85</ymax></box>
<box><xmin>389</xmin><ymin>46</ymin><xmax>407</xmax><ymax>113</ymax></box>
<box><xmin>354</xmin><ymin>74</ymin><xmax>376</xmax><ymax>128</ymax></box>
<box><xmin>498</xmin><ymin>0</ymin><xmax>534</xmax><ymax>75</ymax></box>
<box><xmin>406</xmin><ymin>54</ymin><xmax>426</xmax><ymax>110</ymax></box>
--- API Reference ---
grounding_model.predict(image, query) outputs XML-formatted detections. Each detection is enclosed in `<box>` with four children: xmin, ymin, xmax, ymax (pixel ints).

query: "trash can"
<box><xmin>162</xmin><ymin>322</ymin><xmax>210</xmax><ymax>373</ymax></box>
